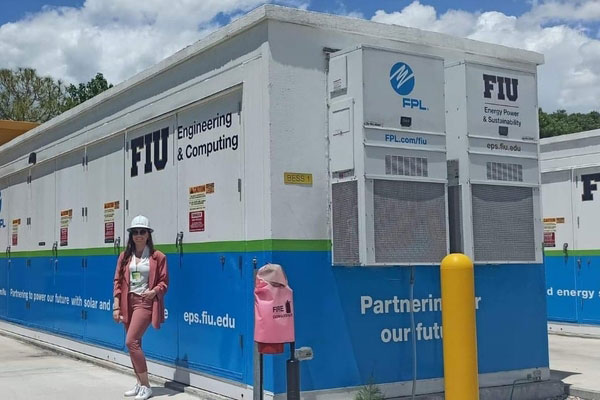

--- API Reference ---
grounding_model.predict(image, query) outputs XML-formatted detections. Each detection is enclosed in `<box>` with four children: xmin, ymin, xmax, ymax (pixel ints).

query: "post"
<box><xmin>253</xmin><ymin>260</ymin><xmax>263</xmax><ymax>400</ymax></box>
<box><xmin>440</xmin><ymin>253</ymin><xmax>479</xmax><ymax>400</ymax></box>
<box><xmin>286</xmin><ymin>342</ymin><xmax>300</xmax><ymax>400</ymax></box>
<box><xmin>253</xmin><ymin>344</ymin><xmax>263</xmax><ymax>400</ymax></box>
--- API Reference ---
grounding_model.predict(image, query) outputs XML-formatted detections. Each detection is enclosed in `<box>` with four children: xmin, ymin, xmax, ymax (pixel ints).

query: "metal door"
<box><xmin>5</xmin><ymin>171</ymin><xmax>32</xmax><ymax>324</ymax></box>
<box><xmin>84</xmin><ymin>134</ymin><xmax>127</xmax><ymax>349</ymax></box>
<box><xmin>125</xmin><ymin>116</ymin><xmax>178</xmax><ymax>362</ymax></box>
<box><xmin>54</xmin><ymin>150</ymin><xmax>86</xmax><ymax>338</ymax></box>
<box><xmin>28</xmin><ymin>161</ymin><xmax>56</xmax><ymax>331</ymax></box>
<box><xmin>573</xmin><ymin>167</ymin><xmax>600</xmax><ymax>324</ymax></box>
<box><xmin>175</xmin><ymin>87</ymin><xmax>246</xmax><ymax>380</ymax></box>
<box><xmin>542</xmin><ymin>170</ymin><xmax>577</xmax><ymax>322</ymax></box>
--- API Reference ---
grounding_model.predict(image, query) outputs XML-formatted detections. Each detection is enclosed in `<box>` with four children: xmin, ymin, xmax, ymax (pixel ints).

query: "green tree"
<box><xmin>62</xmin><ymin>72</ymin><xmax>113</xmax><ymax>112</ymax></box>
<box><xmin>539</xmin><ymin>108</ymin><xmax>600</xmax><ymax>138</ymax></box>
<box><xmin>0</xmin><ymin>67</ymin><xmax>66</xmax><ymax>122</ymax></box>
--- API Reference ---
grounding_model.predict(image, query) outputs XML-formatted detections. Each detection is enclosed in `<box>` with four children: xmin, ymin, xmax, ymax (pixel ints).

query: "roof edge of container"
<box><xmin>263</xmin><ymin>5</ymin><xmax>544</xmax><ymax>66</ymax></box>
<box><xmin>541</xmin><ymin>128</ymin><xmax>600</xmax><ymax>147</ymax></box>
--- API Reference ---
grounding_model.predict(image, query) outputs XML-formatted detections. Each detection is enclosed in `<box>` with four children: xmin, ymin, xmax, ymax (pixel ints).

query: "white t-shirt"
<box><xmin>129</xmin><ymin>246</ymin><xmax>150</xmax><ymax>295</ymax></box>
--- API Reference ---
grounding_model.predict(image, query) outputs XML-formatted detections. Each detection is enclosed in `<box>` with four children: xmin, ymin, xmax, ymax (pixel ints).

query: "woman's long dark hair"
<box><xmin>119</xmin><ymin>230</ymin><xmax>155</xmax><ymax>281</ymax></box>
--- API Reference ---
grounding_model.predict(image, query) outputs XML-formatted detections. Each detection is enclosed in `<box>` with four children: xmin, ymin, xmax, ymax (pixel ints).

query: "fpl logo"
<box><xmin>389</xmin><ymin>62</ymin><xmax>427</xmax><ymax>111</ymax></box>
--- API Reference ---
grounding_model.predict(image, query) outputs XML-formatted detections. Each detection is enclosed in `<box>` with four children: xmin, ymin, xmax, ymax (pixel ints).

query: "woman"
<box><xmin>113</xmin><ymin>215</ymin><xmax>168</xmax><ymax>400</ymax></box>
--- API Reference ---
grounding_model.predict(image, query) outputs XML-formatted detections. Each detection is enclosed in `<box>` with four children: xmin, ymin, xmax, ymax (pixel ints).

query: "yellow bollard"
<box><xmin>441</xmin><ymin>253</ymin><xmax>479</xmax><ymax>400</ymax></box>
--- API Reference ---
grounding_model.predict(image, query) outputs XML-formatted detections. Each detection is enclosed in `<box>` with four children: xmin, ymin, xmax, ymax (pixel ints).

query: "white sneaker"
<box><xmin>134</xmin><ymin>386</ymin><xmax>152</xmax><ymax>400</ymax></box>
<box><xmin>124</xmin><ymin>383</ymin><xmax>140</xmax><ymax>397</ymax></box>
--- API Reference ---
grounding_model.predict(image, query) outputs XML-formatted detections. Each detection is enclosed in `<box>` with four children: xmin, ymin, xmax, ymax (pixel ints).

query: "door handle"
<box><xmin>577</xmin><ymin>258</ymin><xmax>582</xmax><ymax>269</ymax></box>
<box><xmin>176</xmin><ymin>232</ymin><xmax>184</xmax><ymax>254</ymax></box>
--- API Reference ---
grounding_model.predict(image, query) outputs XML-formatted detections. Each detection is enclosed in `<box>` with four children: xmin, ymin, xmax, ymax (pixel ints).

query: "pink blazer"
<box><xmin>113</xmin><ymin>250</ymin><xmax>169</xmax><ymax>329</ymax></box>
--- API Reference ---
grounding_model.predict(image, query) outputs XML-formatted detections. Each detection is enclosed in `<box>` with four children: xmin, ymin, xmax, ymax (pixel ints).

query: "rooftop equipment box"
<box><xmin>328</xmin><ymin>46</ymin><xmax>448</xmax><ymax>265</ymax></box>
<box><xmin>445</xmin><ymin>61</ymin><xmax>542</xmax><ymax>263</ymax></box>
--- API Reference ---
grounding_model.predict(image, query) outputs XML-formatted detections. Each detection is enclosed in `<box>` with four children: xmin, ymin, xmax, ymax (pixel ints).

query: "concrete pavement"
<box><xmin>0</xmin><ymin>333</ymin><xmax>210</xmax><ymax>400</ymax></box>
<box><xmin>549</xmin><ymin>333</ymin><xmax>600</xmax><ymax>400</ymax></box>
<box><xmin>2</xmin><ymin>327</ymin><xmax>599</xmax><ymax>400</ymax></box>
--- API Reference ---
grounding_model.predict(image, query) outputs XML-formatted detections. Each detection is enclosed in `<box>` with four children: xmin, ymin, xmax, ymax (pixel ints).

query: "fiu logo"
<box><xmin>581</xmin><ymin>173</ymin><xmax>600</xmax><ymax>201</ymax></box>
<box><xmin>130</xmin><ymin>127</ymin><xmax>169</xmax><ymax>177</ymax></box>
<box><xmin>390</xmin><ymin>62</ymin><xmax>427</xmax><ymax>111</ymax></box>
<box><xmin>483</xmin><ymin>74</ymin><xmax>519</xmax><ymax>102</ymax></box>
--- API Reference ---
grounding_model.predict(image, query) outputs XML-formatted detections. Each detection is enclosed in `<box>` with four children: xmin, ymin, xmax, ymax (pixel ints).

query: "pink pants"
<box><xmin>125</xmin><ymin>293</ymin><xmax>153</xmax><ymax>373</ymax></box>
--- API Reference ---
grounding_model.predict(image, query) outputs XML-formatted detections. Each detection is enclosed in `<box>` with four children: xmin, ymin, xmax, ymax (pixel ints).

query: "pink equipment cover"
<box><xmin>254</xmin><ymin>264</ymin><xmax>295</xmax><ymax>343</ymax></box>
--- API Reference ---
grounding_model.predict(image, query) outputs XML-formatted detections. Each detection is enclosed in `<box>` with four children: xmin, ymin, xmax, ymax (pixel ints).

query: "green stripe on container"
<box><xmin>544</xmin><ymin>249</ymin><xmax>600</xmax><ymax>257</ymax></box>
<box><xmin>0</xmin><ymin>239</ymin><xmax>331</xmax><ymax>259</ymax></box>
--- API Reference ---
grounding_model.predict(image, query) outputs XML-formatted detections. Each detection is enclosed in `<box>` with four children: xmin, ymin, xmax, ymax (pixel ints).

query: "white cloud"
<box><xmin>0</xmin><ymin>0</ymin><xmax>270</xmax><ymax>85</ymax></box>
<box><xmin>372</xmin><ymin>1</ymin><xmax>600</xmax><ymax>112</ymax></box>
<box><xmin>1</xmin><ymin>0</ymin><xmax>599</xmax><ymax>113</ymax></box>
<box><xmin>527</xmin><ymin>0</ymin><xmax>600</xmax><ymax>23</ymax></box>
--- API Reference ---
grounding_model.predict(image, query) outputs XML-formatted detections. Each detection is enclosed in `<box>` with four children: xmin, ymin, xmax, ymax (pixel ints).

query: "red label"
<box><xmin>543</xmin><ymin>232</ymin><xmax>555</xmax><ymax>248</ymax></box>
<box><xmin>189</xmin><ymin>211</ymin><xmax>205</xmax><ymax>232</ymax></box>
<box><xmin>11</xmin><ymin>234</ymin><xmax>17</xmax><ymax>246</ymax></box>
<box><xmin>60</xmin><ymin>227</ymin><xmax>68</xmax><ymax>247</ymax></box>
<box><xmin>104</xmin><ymin>222</ymin><xmax>115</xmax><ymax>243</ymax></box>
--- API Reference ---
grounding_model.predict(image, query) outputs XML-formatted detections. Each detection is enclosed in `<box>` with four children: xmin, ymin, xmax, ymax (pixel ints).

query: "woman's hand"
<box><xmin>113</xmin><ymin>309</ymin><xmax>121</xmax><ymax>323</ymax></box>
<box><xmin>141</xmin><ymin>289</ymin><xmax>157</xmax><ymax>300</ymax></box>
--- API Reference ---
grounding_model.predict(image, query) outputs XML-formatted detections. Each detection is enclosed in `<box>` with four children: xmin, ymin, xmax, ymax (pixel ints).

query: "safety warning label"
<box><xmin>11</xmin><ymin>219</ymin><xmax>20</xmax><ymax>246</ymax></box>
<box><xmin>104</xmin><ymin>201</ymin><xmax>119</xmax><ymax>243</ymax></box>
<box><xmin>60</xmin><ymin>209</ymin><xmax>72</xmax><ymax>247</ymax></box>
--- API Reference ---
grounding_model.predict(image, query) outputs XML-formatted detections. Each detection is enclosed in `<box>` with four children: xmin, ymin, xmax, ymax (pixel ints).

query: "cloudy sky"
<box><xmin>0</xmin><ymin>0</ymin><xmax>598</xmax><ymax>113</ymax></box>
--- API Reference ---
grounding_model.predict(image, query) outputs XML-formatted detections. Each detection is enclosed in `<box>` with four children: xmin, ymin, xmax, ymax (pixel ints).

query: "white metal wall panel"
<box><xmin>6</xmin><ymin>172</ymin><xmax>32</xmax><ymax>251</ymax></box>
<box><xmin>541</xmin><ymin>170</ymin><xmax>573</xmax><ymax>250</ymax></box>
<box><xmin>466</xmin><ymin>64</ymin><xmax>538</xmax><ymax>140</ymax></box>
<box><xmin>364</xmin><ymin>147</ymin><xmax>446</xmax><ymax>180</ymax></box>
<box><xmin>330</xmin><ymin>100</ymin><xmax>354</xmax><ymax>173</ymax></box>
<box><xmin>574</xmin><ymin>167</ymin><xmax>600</xmax><ymax>250</ymax></box>
<box><xmin>55</xmin><ymin>150</ymin><xmax>86</xmax><ymax>249</ymax></box>
<box><xmin>30</xmin><ymin>162</ymin><xmax>56</xmax><ymax>250</ymax></box>
<box><xmin>362</xmin><ymin>47</ymin><xmax>445</xmax><ymax>134</ymax></box>
<box><xmin>86</xmin><ymin>135</ymin><xmax>126</xmax><ymax>248</ymax></box>
<box><xmin>126</xmin><ymin>116</ymin><xmax>177</xmax><ymax>245</ymax></box>
<box><xmin>469</xmin><ymin>154</ymin><xmax>539</xmax><ymax>184</ymax></box>
<box><xmin>176</xmin><ymin>88</ymin><xmax>244</xmax><ymax>242</ymax></box>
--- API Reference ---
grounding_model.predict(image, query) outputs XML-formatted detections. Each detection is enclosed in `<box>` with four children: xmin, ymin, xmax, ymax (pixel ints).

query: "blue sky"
<box><xmin>0</xmin><ymin>1</ymin><xmax>599</xmax><ymax>112</ymax></box>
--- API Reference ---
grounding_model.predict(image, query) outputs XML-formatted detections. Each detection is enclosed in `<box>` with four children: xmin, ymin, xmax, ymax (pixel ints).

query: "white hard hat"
<box><xmin>128</xmin><ymin>215</ymin><xmax>153</xmax><ymax>232</ymax></box>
